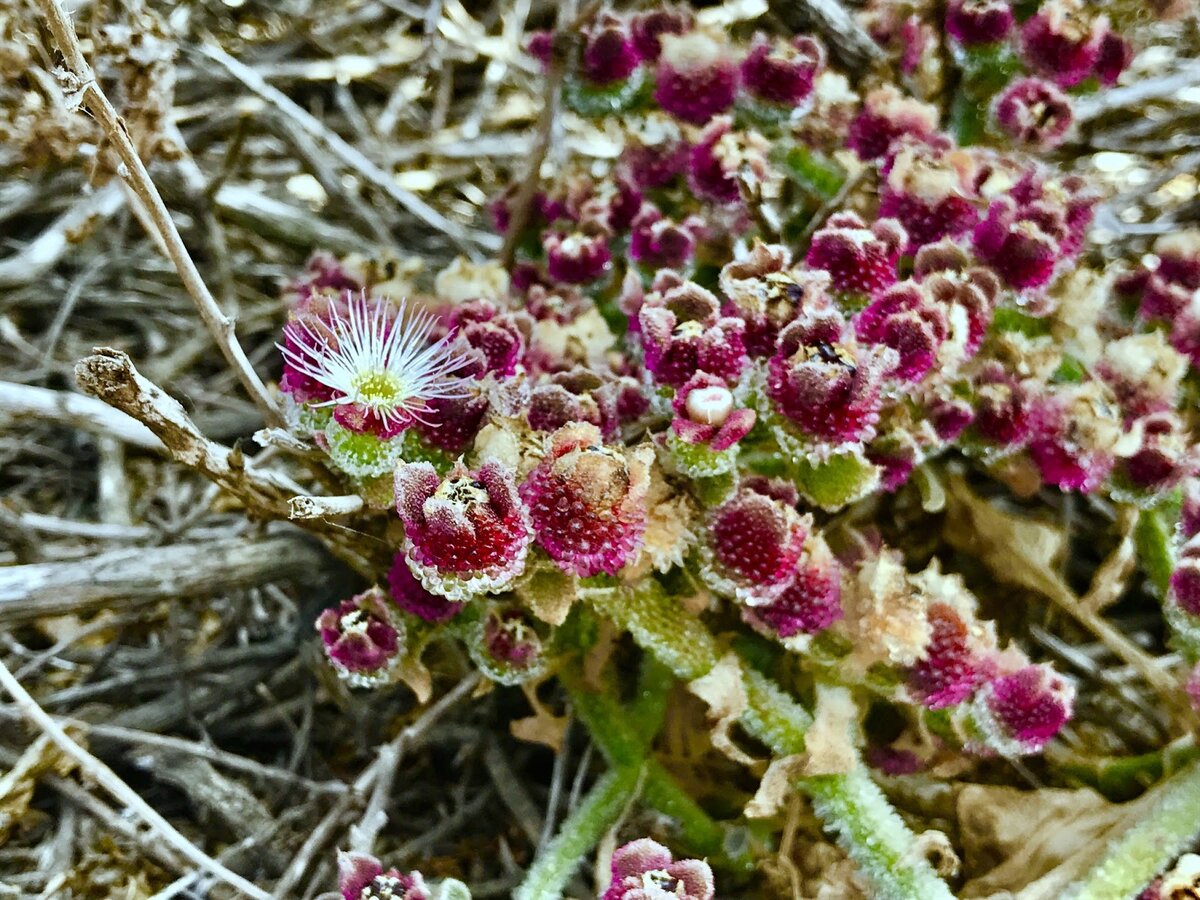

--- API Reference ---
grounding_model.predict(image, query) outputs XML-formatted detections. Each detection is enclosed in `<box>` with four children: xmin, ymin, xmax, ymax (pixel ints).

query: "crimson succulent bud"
<box><xmin>620</xmin><ymin>114</ymin><xmax>689</xmax><ymax>189</ymax></box>
<box><xmin>337</xmin><ymin>850</ymin><xmax>430</xmax><ymax>900</ymax></box>
<box><xmin>520</xmin><ymin>423</ymin><xmax>653</xmax><ymax>576</ymax></box>
<box><xmin>527</xmin><ymin>367</ymin><xmax>634</xmax><ymax>440</ymax></box>
<box><xmin>654</xmin><ymin>32</ymin><xmax>739</xmax><ymax>125</ymax></box>
<box><xmin>945</xmin><ymin>0</ymin><xmax>1014</xmax><ymax>47</ymax></box>
<box><xmin>602</xmin><ymin>838</ymin><xmax>714</xmax><ymax>900</ymax></box>
<box><xmin>317</xmin><ymin>588</ymin><xmax>403</xmax><ymax>688</ymax></box>
<box><xmin>767</xmin><ymin>310</ymin><xmax>894</xmax><ymax>446</ymax></box>
<box><xmin>581</xmin><ymin>13</ymin><xmax>640</xmax><ymax>86</ymax></box>
<box><xmin>700</xmin><ymin>483</ymin><xmax>812</xmax><ymax>605</ymax></box>
<box><xmin>1169</xmin><ymin>292</ymin><xmax>1200</xmax><ymax>369</ymax></box>
<box><xmin>387</xmin><ymin>554</ymin><xmax>461</xmax><ymax>623</ymax></box>
<box><xmin>847</xmin><ymin>85</ymin><xmax>939</xmax><ymax>161</ymax></box>
<box><xmin>739</xmin><ymin>33</ymin><xmax>824</xmax><ymax>110</ymax></box>
<box><xmin>907</xmin><ymin>604</ymin><xmax>982</xmax><ymax>709</ymax></box>
<box><xmin>918</xmin><ymin>247</ymin><xmax>1000</xmax><ymax>360</ymax></box>
<box><xmin>525</xmin><ymin>30</ymin><xmax>554</xmax><ymax>70</ymax></box>
<box><xmin>1171</xmin><ymin>536</ymin><xmax>1200</xmax><ymax>617</ymax></box>
<box><xmin>993</xmin><ymin>77</ymin><xmax>1073</xmax><ymax>150</ymax></box>
<box><xmin>1019</xmin><ymin>0</ymin><xmax>1107</xmax><ymax>88</ymax></box>
<box><xmin>805</xmin><ymin>212</ymin><xmax>907</xmax><ymax>299</ymax></box>
<box><xmin>742</xmin><ymin>531</ymin><xmax>843</xmax><ymax>644</ymax></box>
<box><xmin>879</xmin><ymin>140</ymin><xmax>981</xmax><ymax>253</ymax></box>
<box><xmin>719</xmin><ymin>242</ymin><xmax>832</xmax><ymax>356</ymax></box>
<box><xmin>1119</xmin><ymin>412</ymin><xmax>1192</xmax><ymax>494</ymax></box>
<box><xmin>970</xmin><ymin>364</ymin><xmax>1034</xmax><ymax>451</ymax></box>
<box><xmin>687</xmin><ymin>116</ymin><xmax>771</xmax><ymax>206</ymax></box>
<box><xmin>855</xmin><ymin>280</ymin><xmax>948</xmax><ymax>382</ymax></box>
<box><xmin>971</xmin><ymin>196</ymin><xmax>1062</xmax><ymax>291</ymax></box>
<box><xmin>1027</xmin><ymin>382</ymin><xmax>1130</xmax><ymax>494</ymax></box>
<box><xmin>394</xmin><ymin>459</ymin><xmax>533</xmax><ymax>600</ymax></box>
<box><xmin>544</xmin><ymin>229</ymin><xmax>613</xmax><ymax>285</ymax></box>
<box><xmin>629</xmin><ymin>5</ymin><xmax>694</xmax><ymax>62</ymax></box>
<box><xmin>1094</xmin><ymin>31</ymin><xmax>1133</xmax><ymax>86</ymax></box>
<box><xmin>971</xmin><ymin>663</ymin><xmax>1075</xmax><ymax>756</ymax></box>
<box><xmin>639</xmin><ymin>280</ymin><xmax>747</xmax><ymax>387</ymax></box>
<box><xmin>469</xmin><ymin>604</ymin><xmax>547</xmax><ymax>685</ymax></box>
<box><xmin>629</xmin><ymin>205</ymin><xmax>701</xmax><ymax>271</ymax></box>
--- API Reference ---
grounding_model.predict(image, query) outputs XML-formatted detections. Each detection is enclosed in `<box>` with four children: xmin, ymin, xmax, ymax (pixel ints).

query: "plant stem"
<box><xmin>36</xmin><ymin>0</ymin><xmax>283</xmax><ymax>426</ymax></box>
<box><xmin>586</xmin><ymin>579</ymin><xmax>956</xmax><ymax>900</ymax></box>
<box><xmin>513</xmin><ymin>767</ymin><xmax>641</xmax><ymax>900</ymax></box>
<box><xmin>1068</xmin><ymin>761</ymin><xmax>1200</xmax><ymax>900</ymax></box>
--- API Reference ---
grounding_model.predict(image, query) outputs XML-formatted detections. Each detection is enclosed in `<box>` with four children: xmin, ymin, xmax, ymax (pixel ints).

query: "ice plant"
<box><xmin>280</xmin><ymin>294</ymin><xmax>469</xmax><ymax>439</ymax></box>
<box><xmin>601</xmin><ymin>838</ymin><xmax>715</xmax><ymax>900</ymax></box>
<box><xmin>469</xmin><ymin>603</ymin><xmax>547</xmax><ymax>685</ymax></box>
<box><xmin>993</xmin><ymin>77</ymin><xmax>1074</xmax><ymax>149</ymax></box>
<box><xmin>945</xmin><ymin>0</ymin><xmax>1014</xmax><ymax>47</ymax></box>
<box><xmin>968</xmin><ymin>663</ymin><xmax>1075</xmax><ymax>756</ymax></box>
<box><xmin>317</xmin><ymin>588</ymin><xmax>403</xmax><ymax>688</ymax></box>
<box><xmin>805</xmin><ymin>212</ymin><xmax>907</xmax><ymax>299</ymax></box>
<box><xmin>394</xmin><ymin>459</ymin><xmax>533</xmax><ymax>601</ymax></box>
<box><xmin>653</xmin><ymin>31</ymin><xmax>739</xmax><ymax>125</ymax></box>
<box><xmin>520</xmin><ymin>423</ymin><xmax>652</xmax><ymax>576</ymax></box>
<box><xmin>667</xmin><ymin>371</ymin><xmax>756</xmax><ymax>476</ymax></box>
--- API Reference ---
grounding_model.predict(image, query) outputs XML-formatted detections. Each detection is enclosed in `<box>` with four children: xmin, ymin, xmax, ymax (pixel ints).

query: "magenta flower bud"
<box><xmin>767</xmin><ymin>311</ymin><xmax>893</xmax><ymax>446</ymax></box>
<box><xmin>528</xmin><ymin>368</ymin><xmax>637</xmax><ymax>440</ymax></box>
<box><xmin>917</xmin><ymin>245</ymin><xmax>1000</xmax><ymax>360</ymax></box>
<box><xmin>1171</xmin><ymin>538</ymin><xmax>1200</xmax><ymax>617</ymax></box>
<box><xmin>448</xmin><ymin>300</ymin><xmax>527</xmax><ymax>377</ymax></box>
<box><xmin>653</xmin><ymin>32</ymin><xmax>739</xmax><ymax>125</ymax></box>
<box><xmin>878</xmin><ymin>140</ymin><xmax>981</xmax><ymax>253</ymax></box>
<box><xmin>394</xmin><ymin>459</ymin><xmax>533</xmax><ymax>600</ymax></box>
<box><xmin>855</xmin><ymin>280</ymin><xmax>948</xmax><ymax>382</ymax></box>
<box><xmin>1019</xmin><ymin>0</ymin><xmax>1106</xmax><ymax>88</ymax></box>
<box><xmin>639</xmin><ymin>281</ymin><xmax>747</xmax><ymax>387</ymax></box>
<box><xmin>629</xmin><ymin>205</ymin><xmax>700</xmax><ymax>271</ymax></box>
<box><xmin>945</xmin><ymin>0</ymin><xmax>1014</xmax><ymax>46</ymax></box>
<box><xmin>520</xmin><ymin>423</ymin><xmax>652</xmax><ymax>576</ymax></box>
<box><xmin>805</xmin><ymin>212</ymin><xmax>907</xmax><ymax>299</ymax></box>
<box><xmin>670</xmin><ymin>371</ymin><xmax>757</xmax><ymax>451</ymax></box>
<box><xmin>970</xmin><ymin>365</ymin><xmax>1033</xmax><ymax>451</ymax></box>
<box><xmin>993</xmin><ymin>77</ymin><xmax>1073</xmax><ymax>150</ymax></box>
<box><xmin>1120</xmin><ymin>412</ymin><xmax>1191</xmax><ymax>493</ymax></box>
<box><xmin>719</xmin><ymin>242</ymin><xmax>833</xmax><ymax>356</ymax></box>
<box><xmin>569</xmin><ymin>174</ymin><xmax>644</xmax><ymax>234</ymax></box>
<box><xmin>687</xmin><ymin>116</ymin><xmax>771</xmax><ymax>206</ymax></box>
<box><xmin>975</xmin><ymin>663</ymin><xmax>1074</xmax><ymax>755</ymax></box>
<box><xmin>387</xmin><ymin>553</ymin><xmax>461</xmax><ymax>623</ymax></box>
<box><xmin>620</xmin><ymin>114</ymin><xmax>689</xmax><ymax>189</ymax></box>
<box><xmin>288</xmin><ymin>252</ymin><xmax>364</xmax><ymax>306</ymax></box>
<box><xmin>544</xmin><ymin>229</ymin><xmax>612</xmax><ymax>285</ymax></box>
<box><xmin>1182</xmin><ymin>479</ymin><xmax>1200</xmax><ymax>540</ymax></box>
<box><xmin>971</xmin><ymin>196</ymin><xmax>1062</xmax><ymax>291</ymax></box>
<box><xmin>847</xmin><ymin>85</ymin><xmax>939</xmax><ymax>161</ymax></box>
<box><xmin>602</xmin><ymin>838</ymin><xmax>714</xmax><ymax>900</ymax></box>
<box><xmin>1170</xmin><ymin>293</ymin><xmax>1200</xmax><ymax>369</ymax></box>
<box><xmin>1155</xmin><ymin>231</ymin><xmax>1200</xmax><ymax>289</ymax></box>
<box><xmin>908</xmin><ymin>604</ymin><xmax>982</xmax><ymax>709</ymax></box>
<box><xmin>525</xmin><ymin>30</ymin><xmax>554</xmax><ymax>70</ymax></box>
<box><xmin>1009</xmin><ymin>169</ymin><xmax>1097</xmax><ymax>258</ymax></box>
<box><xmin>700</xmin><ymin>484</ymin><xmax>812</xmax><ymax>605</ymax></box>
<box><xmin>629</xmin><ymin>5</ymin><xmax>694</xmax><ymax>62</ymax></box>
<box><xmin>470</xmin><ymin>604</ymin><xmax>546</xmax><ymax>685</ymax></box>
<box><xmin>739</xmin><ymin>33</ymin><xmax>824</xmax><ymax>108</ymax></box>
<box><xmin>582</xmin><ymin>14</ymin><xmax>641</xmax><ymax>85</ymax></box>
<box><xmin>316</xmin><ymin>588</ymin><xmax>403</xmax><ymax>688</ymax></box>
<box><xmin>1027</xmin><ymin>383</ymin><xmax>1127</xmax><ymax>494</ymax></box>
<box><xmin>337</xmin><ymin>850</ymin><xmax>429</xmax><ymax>900</ymax></box>
<box><xmin>742</xmin><ymin>532</ymin><xmax>843</xmax><ymax>642</ymax></box>
<box><xmin>928</xmin><ymin>392</ymin><xmax>975</xmax><ymax>442</ymax></box>
<box><xmin>1094</xmin><ymin>31</ymin><xmax>1133</xmax><ymax>86</ymax></box>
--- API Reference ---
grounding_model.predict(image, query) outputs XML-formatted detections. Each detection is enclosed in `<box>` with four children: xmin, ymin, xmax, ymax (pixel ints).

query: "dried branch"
<box><xmin>34</xmin><ymin>0</ymin><xmax>283</xmax><ymax>426</ymax></box>
<box><xmin>0</xmin><ymin>379</ymin><xmax>163</xmax><ymax>450</ymax></box>
<box><xmin>0</xmin><ymin>656</ymin><xmax>273</xmax><ymax>900</ymax></box>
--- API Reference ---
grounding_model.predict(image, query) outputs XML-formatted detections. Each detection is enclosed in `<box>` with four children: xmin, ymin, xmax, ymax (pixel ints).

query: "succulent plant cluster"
<box><xmin>276</xmin><ymin>2</ymin><xmax>1200</xmax><ymax>896</ymax></box>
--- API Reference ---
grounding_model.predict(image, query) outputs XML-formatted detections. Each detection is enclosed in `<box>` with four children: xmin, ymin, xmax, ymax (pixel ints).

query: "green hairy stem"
<box><xmin>586</xmin><ymin>579</ymin><xmax>956</xmax><ymax>900</ymax></box>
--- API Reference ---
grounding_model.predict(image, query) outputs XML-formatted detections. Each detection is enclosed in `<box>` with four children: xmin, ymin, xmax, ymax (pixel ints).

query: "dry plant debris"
<box><xmin>3</xmin><ymin>0</ymin><xmax>1200</xmax><ymax>898</ymax></box>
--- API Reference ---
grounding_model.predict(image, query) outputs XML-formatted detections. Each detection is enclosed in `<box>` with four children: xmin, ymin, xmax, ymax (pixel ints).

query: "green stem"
<box><xmin>587</xmin><ymin>580</ymin><xmax>955</xmax><ymax>900</ymax></box>
<box><xmin>513</xmin><ymin>767</ymin><xmax>640</xmax><ymax>900</ymax></box>
<box><xmin>1068</xmin><ymin>761</ymin><xmax>1200</xmax><ymax>900</ymax></box>
<box><xmin>560</xmin><ymin>665</ymin><xmax>742</xmax><ymax>869</ymax></box>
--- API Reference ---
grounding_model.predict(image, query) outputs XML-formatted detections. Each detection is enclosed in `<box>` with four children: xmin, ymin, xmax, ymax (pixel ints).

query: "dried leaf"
<box><xmin>688</xmin><ymin>652</ymin><xmax>757</xmax><ymax>766</ymax></box>
<box><xmin>0</xmin><ymin>734</ymin><xmax>78</xmax><ymax>843</ymax></box>
<box><xmin>803</xmin><ymin>685</ymin><xmax>859</xmax><ymax>777</ymax></box>
<box><xmin>745</xmin><ymin>754</ymin><xmax>807</xmax><ymax>819</ymax></box>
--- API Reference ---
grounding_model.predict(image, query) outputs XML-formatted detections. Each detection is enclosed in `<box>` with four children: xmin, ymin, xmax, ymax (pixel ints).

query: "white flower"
<box><xmin>280</xmin><ymin>293</ymin><xmax>470</xmax><ymax>431</ymax></box>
